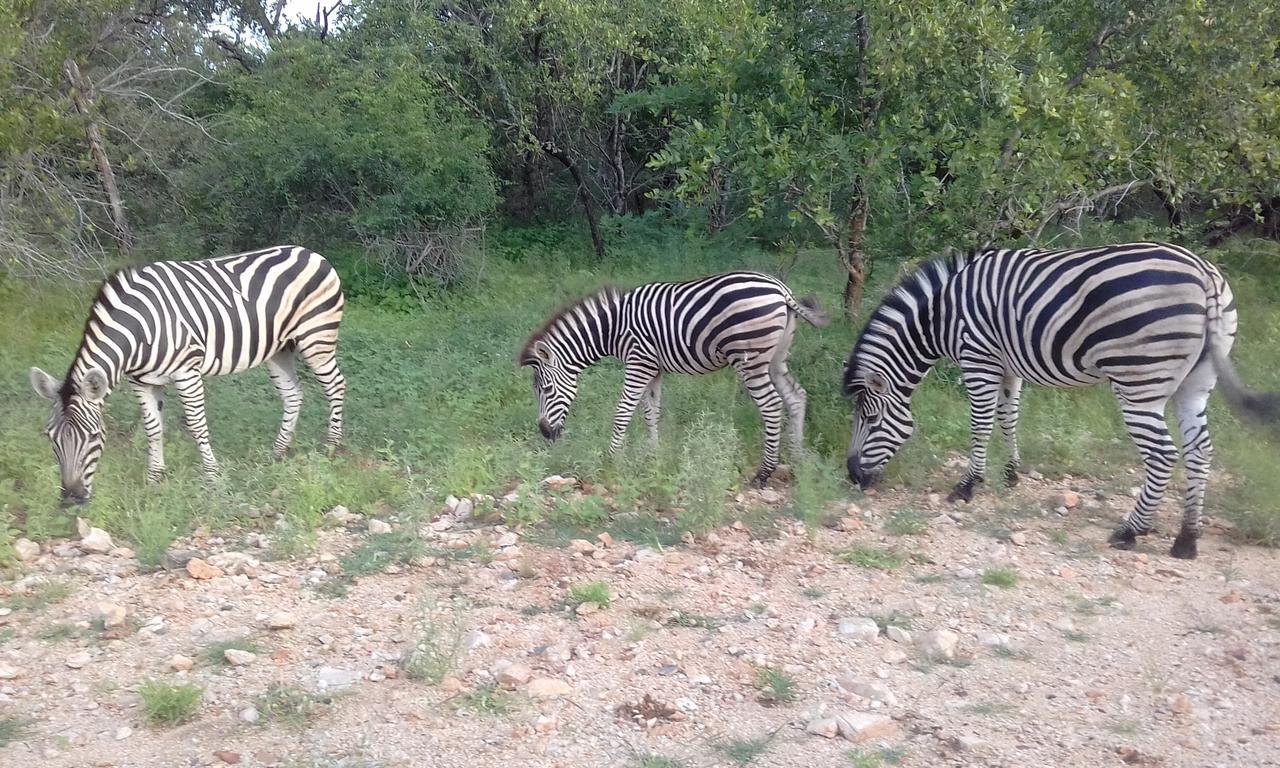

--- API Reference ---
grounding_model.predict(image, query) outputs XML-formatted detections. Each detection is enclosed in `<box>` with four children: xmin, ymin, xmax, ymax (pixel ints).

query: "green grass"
<box><xmin>629</xmin><ymin>755</ymin><xmax>684</xmax><ymax>768</ymax></box>
<box><xmin>453</xmin><ymin>682</ymin><xmax>515</xmax><ymax>716</ymax></box>
<box><xmin>341</xmin><ymin>530</ymin><xmax>425</xmax><ymax>576</ymax></box>
<box><xmin>256</xmin><ymin>685</ymin><xmax>326</xmax><ymax>728</ymax></box>
<box><xmin>0</xmin><ymin>715</ymin><xmax>34</xmax><ymax>747</ymax></box>
<box><xmin>847</xmin><ymin>747</ymin><xmax>907</xmax><ymax>767</ymax></box>
<box><xmin>885</xmin><ymin>509</ymin><xmax>929</xmax><ymax>536</ymax></box>
<box><xmin>567</xmin><ymin>581</ymin><xmax>611</xmax><ymax>609</ymax></box>
<box><xmin>720</xmin><ymin>735</ymin><xmax>773</xmax><ymax>764</ymax></box>
<box><xmin>203</xmin><ymin>638</ymin><xmax>260</xmax><ymax>666</ymax></box>
<box><xmin>754</xmin><ymin>666</ymin><xmax>798</xmax><ymax>705</ymax></box>
<box><xmin>1</xmin><ymin>580</ymin><xmax>73</xmax><ymax>612</ymax></box>
<box><xmin>402</xmin><ymin>601</ymin><xmax>464</xmax><ymax>684</ymax></box>
<box><xmin>139</xmin><ymin>680</ymin><xmax>203</xmax><ymax>726</ymax></box>
<box><xmin>837</xmin><ymin>545</ymin><xmax>906</xmax><ymax>570</ymax></box>
<box><xmin>2</xmin><ymin>225</ymin><xmax>1277</xmax><ymax>555</ymax></box>
<box><xmin>981</xmin><ymin>567</ymin><xmax>1019</xmax><ymax>588</ymax></box>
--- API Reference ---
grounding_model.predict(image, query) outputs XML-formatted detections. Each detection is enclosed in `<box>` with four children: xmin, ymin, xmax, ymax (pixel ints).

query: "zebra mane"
<box><xmin>841</xmin><ymin>249</ymin><xmax>975</xmax><ymax>396</ymax></box>
<box><xmin>58</xmin><ymin>268</ymin><xmax>131</xmax><ymax>406</ymax></box>
<box><xmin>519</xmin><ymin>286</ymin><xmax>622</xmax><ymax>365</ymax></box>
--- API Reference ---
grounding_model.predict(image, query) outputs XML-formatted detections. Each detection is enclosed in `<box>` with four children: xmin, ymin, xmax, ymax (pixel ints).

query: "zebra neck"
<box><xmin>553</xmin><ymin>290</ymin><xmax>624</xmax><ymax>370</ymax></box>
<box><xmin>65</xmin><ymin>319</ymin><xmax>128</xmax><ymax>397</ymax></box>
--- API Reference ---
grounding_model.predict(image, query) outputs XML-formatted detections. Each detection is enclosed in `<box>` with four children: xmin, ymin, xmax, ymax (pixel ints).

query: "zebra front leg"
<box><xmin>607</xmin><ymin>373</ymin><xmax>653</xmax><ymax>455</ymax></box>
<box><xmin>740</xmin><ymin>367</ymin><xmax>784</xmax><ymax>487</ymax></box>
<box><xmin>1171</xmin><ymin>384</ymin><xmax>1214</xmax><ymax>559</ymax></box>
<box><xmin>174</xmin><ymin>373</ymin><xmax>220</xmax><ymax>479</ymax></box>
<box><xmin>1108</xmin><ymin>400</ymin><xmax>1177</xmax><ymax>550</ymax></box>
<box><xmin>948</xmin><ymin>372</ymin><xmax>1000</xmax><ymax>503</ymax></box>
<box><xmin>641</xmin><ymin>375</ymin><xmax>662</xmax><ymax>447</ymax></box>
<box><xmin>131</xmin><ymin>381</ymin><xmax>166</xmax><ymax>482</ymax></box>
<box><xmin>266</xmin><ymin>350</ymin><xmax>303</xmax><ymax>459</ymax></box>
<box><xmin>997</xmin><ymin>374</ymin><xmax>1024</xmax><ymax>486</ymax></box>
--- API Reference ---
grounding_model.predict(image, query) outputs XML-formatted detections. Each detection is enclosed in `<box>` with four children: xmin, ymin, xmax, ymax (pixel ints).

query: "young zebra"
<box><xmin>29</xmin><ymin>245</ymin><xmax>346</xmax><ymax>506</ymax></box>
<box><xmin>520</xmin><ymin>271</ymin><xmax>830</xmax><ymax>485</ymax></box>
<box><xmin>843</xmin><ymin>242</ymin><xmax>1279</xmax><ymax>559</ymax></box>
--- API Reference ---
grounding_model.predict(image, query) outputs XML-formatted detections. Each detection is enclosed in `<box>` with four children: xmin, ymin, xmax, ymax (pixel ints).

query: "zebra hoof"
<box><xmin>1169</xmin><ymin>532</ymin><xmax>1198</xmax><ymax>560</ymax></box>
<box><xmin>1108</xmin><ymin>527</ymin><xmax>1137</xmax><ymax>550</ymax></box>
<box><xmin>1003</xmin><ymin>465</ymin><xmax>1019</xmax><ymax>487</ymax></box>
<box><xmin>750</xmin><ymin>471</ymin><xmax>774</xmax><ymax>489</ymax></box>
<box><xmin>946</xmin><ymin>481</ymin><xmax>976</xmax><ymax>504</ymax></box>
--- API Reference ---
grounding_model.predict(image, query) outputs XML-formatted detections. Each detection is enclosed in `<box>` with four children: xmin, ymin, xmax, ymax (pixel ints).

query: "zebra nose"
<box><xmin>538</xmin><ymin>420</ymin><xmax>561</xmax><ymax>441</ymax></box>
<box><xmin>847</xmin><ymin>455</ymin><xmax>864</xmax><ymax>486</ymax></box>
<box><xmin>59</xmin><ymin>487</ymin><xmax>89</xmax><ymax>508</ymax></box>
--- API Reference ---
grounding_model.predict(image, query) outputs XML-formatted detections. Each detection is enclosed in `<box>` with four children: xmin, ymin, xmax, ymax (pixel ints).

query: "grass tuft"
<box><xmin>837</xmin><ymin>545</ymin><xmax>906</xmax><ymax>570</ymax></box>
<box><xmin>720</xmin><ymin>735</ymin><xmax>773</xmax><ymax>764</ymax></box>
<box><xmin>0</xmin><ymin>716</ymin><xmax>34</xmax><ymax>747</ymax></box>
<box><xmin>754</xmin><ymin>666</ymin><xmax>798</xmax><ymax>705</ymax></box>
<box><xmin>885</xmin><ymin>509</ymin><xmax>929</xmax><ymax>536</ymax></box>
<box><xmin>255</xmin><ymin>684</ymin><xmax>326</xmax><ymax>728</ymax></box>
<box><xmin>453</xmin><ymin>682</ymin><xmax>514</xmax><ymax>716</ymax></box>
<box><xmin>203</xmin><ymin>638</ymin><xmax>260</xmax><ymax>667</ymax></box>
<box><xmin>568</xmin><ymin>581</ymin><xmax>611</xmax><ymax>609</ymax></box>
<box><xmin>139</xmin><ymin>680</ymin><xmax>203</xmax><ymax>726</ymax></box>
<box><xmin>402</xmin><ymin>600</ymin><xmax>464</xmax><ymax>684</ymax></box>
<box><xmin>981</xmin><ymin>567</ymin><xmax>1018</xmax><ymax>588</ymax></box>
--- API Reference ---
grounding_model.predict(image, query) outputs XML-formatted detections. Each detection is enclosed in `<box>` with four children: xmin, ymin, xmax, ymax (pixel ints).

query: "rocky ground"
<box><xmin>2</xmin><ymin>473</ymin><xmax>1279</xmax><ymax>768</ymax></box>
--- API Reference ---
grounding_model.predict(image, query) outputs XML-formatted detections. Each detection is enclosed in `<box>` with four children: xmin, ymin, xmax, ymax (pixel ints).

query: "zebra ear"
<box><xmin>532</xmin><ymin>340</ymin><xmax>557</xmax><ymax>366</ymax></box>
<box><xmin>80</xmin><ymin>368</ymin><xmax>110</xmax><ymax>403</ymax></box>
<box><xmin>867</xmin><ymin>372</ymin><xmax>890</xmax><ymax>395</ymax></box>
<box><xmin>29</xmin><ymin>367</ymin><xmax>61</xmax><ymax>401</ymax></box>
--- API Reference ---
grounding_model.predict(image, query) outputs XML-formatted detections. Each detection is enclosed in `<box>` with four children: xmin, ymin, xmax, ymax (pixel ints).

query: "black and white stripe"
<box><xmin>521</xmin><ymin>271</ymin><xmax>829</xmax><ymax>485</ymax></box>
<box><xmin>30</xmin><ymin>245</ymin><xmax>346</xmax><ymax>504</ymax></box>
<box><xmin>844</xmin><ymin>242</ymin><xmax>1278</xmax><ymax>559</ymax></box>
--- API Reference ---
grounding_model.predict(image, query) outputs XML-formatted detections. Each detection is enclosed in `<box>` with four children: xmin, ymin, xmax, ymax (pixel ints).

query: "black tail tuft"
<box><xmin>796</xmin><ymin>295</ymin><xmax>831</xmax><ymax>327</ymax></box>
<box><xmin>1211</xmin><ymin>341</ymin><xmax>1280</xmax><ymax>429</ymax></box>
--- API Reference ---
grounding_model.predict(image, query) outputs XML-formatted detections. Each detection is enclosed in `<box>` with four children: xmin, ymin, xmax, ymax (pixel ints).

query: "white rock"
<box><xmin>0</xmin><ymin>663</ymin><xmax>22</xmax><ymax>680</ymax></box>
<box><xmin>53</xmin><ymin>543</ymin><xmax>82</xmax><ymax>558</ymax></box>
<box><xmin>1051</xmin><ymin>617</ymin><xmax>1077</xmax><ymax>633</ymax></box>
<box><xmin>885</xmin><ymin>626</ymin><xmax>912</xmax><ymax>644</ymax></box>
<box><xmin>880</xmin><ymin>649</ymin><xmax>908</xmax><ymax>665</ymax></box>
<box><xmin>917</xmin><ymin>630</ymin><xmax>959</xmax><ymax>660</ymax></box>
<box><xmin>65</xmin><ymin>651</ymin><xmax>93</xmax><ymax>669</ymax></box>
<box><xmin>527</xmin><ymin>677</ymin><xmax>572</xmax><ymax>699</ymax></box>
<box><xmin>317</xmin><ymin>666</ymin><xmax>362</xmax><ymax>689</ymax></box>
<box><xmin>79</xmin><ymin>526</ymin><xmax>114</xmax><ymax>554</ymax></box>
<box><xmin>367</xmin><ymin>519</ymin><xmax>392</xmax><ymax>534</ymax></box>
<box><xmin>978</xmin><ymin>632</ymin><xmax>1013</xmax><ymax>650</ymax></box>
<box><xmin>838</xmin><ymin>675</ymin><xmax>898</xmax><ymax>706</ymax></box>
<box><xmin>239</xmin><ymin>706</ymin><xmax>260</xmax><ymax>724</ymax></box>
<box><xmin>94</xmin><ymin>602</ymin><xmax>128</xmax><ymax>629</ymax></box>
<box><xmin>13</xmin><ymin>538</ymin><xmax>39</xmax><ymax>562</ymax></box>
<box><xmin>454</xmin><ymin>498</ymin><xmax>475</xmax><ymax>519</ymax></box>
<box><xmin>495</xmin><ymin>532</ymin><xmax>519</xmax><ymax>548</ymax></box>
<box><xmin>114</xmin><ymin>726</ymin><xmax>132</xmax><ymax>741</ymax></box>
<box><xmin>327</xmin><ymin>505</ymin><xmax>355</xmax><ymax>523</ymax></box>
<box><xmin>1010</xmin><ymin>532</ymin><xmax>1028</xmax><ymax>546</ymax></box>
<box><xmin>806</xmin><ymin>717</ymin><xmax>840</xmax><ymax>738</ymax></box>
<box><xmin>495</xmin><ymin>662</ymin><xmax>533</xmax><ymax>689</ymax></box>
<box><xmin>169</xmin><ymin>654</ymin><xmax>195</xmax><ymax>672</ymax></box>
<box><xmin>838</xmin><ymin>617</ymin><xmax>881</xmax><ymax>642</ymax></box>
<box><xmin>463</xmin><ymin>630</ymin><xmax>491</xmax><ymax>652</ymax></box>
<box><xmin>266</xmin><ymin>612</ymin><xmax>296</xmax><ymax>630</ymax></box>
<box><xmin>835</xmin><ymin>712</ymin><xmax>898</xmax><ymax>742</ymax></box>
<box><xmin>223</xmin><ymin>649</ymin><xmax>256</xmax><ymax>666</ymax></box>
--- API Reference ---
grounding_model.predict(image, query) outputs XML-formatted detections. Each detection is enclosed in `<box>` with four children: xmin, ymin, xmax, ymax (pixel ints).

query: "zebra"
<box><xmin>520</xmin><ymin>271</ymin><xmax>830</xmax><ymax>485</ymax></box>
<box><xmin>843</xmin><ymin>242</ymin><xmax>1279</xmax><ymax>559</ymax></box>
<box><xmin>29</xmin><ymin>245</ymin><xmax>347</xmax><ymax>506</ymax></box>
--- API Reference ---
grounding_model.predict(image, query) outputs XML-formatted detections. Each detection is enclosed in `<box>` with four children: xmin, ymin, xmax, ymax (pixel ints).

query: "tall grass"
<box><xmin>1</xmin><ymin>219</ymin><xmax>1276</xmax><ymax>550</ymax></box>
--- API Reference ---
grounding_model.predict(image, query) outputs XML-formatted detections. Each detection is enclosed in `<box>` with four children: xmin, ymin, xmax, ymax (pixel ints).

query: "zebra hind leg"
<box><xmin>298</xmin><ymin>335</ymin><xmax>346</xmax><ymax>450</ymax></box>
<box><xmin>739</xmin><ymin>367</ymin><xmax>785</xmax><ymax>487</ymax></box>
<box><xmin>1171</xmin><ymin>376</ymin><xmax>1215</xmax><ymax>560</ymax></box>
<box><xmin>641</xmin><ymin>375</ymin><xmax>662</xmax><ymax>447</ymax></box>
<box><xmin>173</xmin><ymin>373</ymin><xmax>220</xmax><ymax>479</ymax></box>
<box><xmin>770</xmin><ymin>362</ymin><xmax>807</xmax><ymax>457</ymax></box>
<box><xmin>997</xmin><ymin>375</ymin><xmax>1024</xmax><ymax>487</ymax></box>
<box><xmin>1108</xmin><ymin>400</ymin><xmax>1177</xmax><ymax>550</ymax></box>
<box><xmin>266</xmin><ymin>349</ymin><xmax>303</xmax><ymax>459</ymax></box>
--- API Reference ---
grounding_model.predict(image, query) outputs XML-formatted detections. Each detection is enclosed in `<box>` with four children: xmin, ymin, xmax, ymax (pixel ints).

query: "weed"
<box><xmin>1073</xmin><ymin>596</ymin><xmax>1120</xmax><ymax>615</ymax></box>
<box><xmin>1065</xmin><ymin>631</ymin><xmax>1090</xmax><ymax>643</ymax></box>
<box><xmin>886</xmin><ymin>509</ymin><xmax>929</xmax><ymax>536</ymax></box>
<box><xmin>837</xmin><ymin>545</ymin><xmax>906</xmax><ymax>570</ymax></box>
<box><xmin>665</xmin><ymin>611</ymin><xmax>723</xmax><ymax>630</ymax></box>
<box><xmin>402</xmin><ymin>600</ymin><xmax>464</xmax><ymax>684</ymax></box>
<box><xmin>913</xmin><ymin>573</ymin><xmax>947</xmax><ymax>584</ymax></box>
<box><xmin>568</xmin><ymin>581</ymin><xmax>611</xmax><ymax>609</ymax></box>
<box><xmin>203</xmin><ymin>638</ymin><xmax>260</xmax><ymax>667</ymax></box>
<box><xmin>629</xmin><ymin>754</ymin><xmax>684</xmax><ymax>768</ymax></box>
<box><xmin>754</xmin><ymin>666</ymin><xmax>798</xmax><ymax>705</ymax></box>
<box><xmin>453</xmin><ymin>682</ymin><xmax>514</xmax><ymax>716</ymax></box>
<box><xmin>342</xmin><ymin>529</ymin><xmax>424</xmax><ymax>576</ymax></box>
<box><xmin>0</xmin><ymin>716</ymin><xmax>34</xmax><ymax>747</ymax></box>
<box><xmin>789</xmin><ymin>450</ymin><xmax>846</xmax><ymax>530</ymax></box>
<box><xmin>256</xmin><ymin>685</ymin><xmax>325</xmax><ymax>727</ymax></box>
<box><xmin>139</xmin><ymin>680</ymin><xmax>203</xmax><ymax>726</ymax></box>
<box><xmin>981</xmin><ymin>567</ymin><xmax>1019</xmax><ymax>588</ymax></box>
<box><xmin>801</xmin><ymin>586</ymin><xmax>826</xmax><ymax>599</ymax></box>
<box><xmin>847</xmin><ymin>747</ymin><xmax>906</xmax><ymax>767</ymax></box>
<box><xmin>720</xmin><ymin>735</ymin><xmax>772</xmax><ymax>765</ymax></box>
<box><xmin>1048</xmin><ymin>529</ymin><xmax>1071</xmax><ymax>546</ymax></box>
<box><xmin>673</xmin><ymin>412</ymin><xmax>741</xmax><ymax>534</ymax></box>
<box><xmin>867</xmin><ymin>611</ymin><xmax>914</xmax><ymax>632</ymax></box>
<box><xmin>1106</xmin><ymin>719</ymin><xmax>1140</xmax><ymax>736</ymax></box>
<box><xmin>993</xmin><ymin>645</ymin><xmax>1032</xmax><ymax>661</ymax></box>
<box><xmin>2</xmin><ymin>580</ymin><xmax>73</xmax><ymax>612</ymax></box>
<box><xmin>37</xmin><ymin>622</ymin><xmax>86</xmax><ymax>642</ymax></box>
<box><xmin>964</xmin><ymin>700</ymin><xmax>1016</xmax><ymax>717</ymax></box>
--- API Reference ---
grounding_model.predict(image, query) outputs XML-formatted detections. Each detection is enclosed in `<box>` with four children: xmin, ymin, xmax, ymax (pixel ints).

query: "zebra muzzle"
<box><xmin>847</xmin><ymin>456</ymin><xmax>880</xmax><ymax>490</ymax></box>
<box><xmin>538</xmin><ymin>420</ymin><xmax>562</xmax><ymax>441</ymax></box>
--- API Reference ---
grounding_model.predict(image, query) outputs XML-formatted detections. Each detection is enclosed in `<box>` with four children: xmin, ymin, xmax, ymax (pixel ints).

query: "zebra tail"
<box><xmin>1210</xmin><ymin>339</ymin><xmax>1280</xmax><ymax>427</ymax></box>
<box><xmin>791</xmin><ymin>295</ymin><xmax>831</xmax><ymax>327</ymax></box>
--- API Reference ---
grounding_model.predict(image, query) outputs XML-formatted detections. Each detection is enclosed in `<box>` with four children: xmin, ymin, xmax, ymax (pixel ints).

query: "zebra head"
<box><xmin>845</xmin><ymin>369</ymin><xmax>914</xmax><ymax>489</ymax></box>
<box><xmin>520</xmin><ymin>339</ymin><xmax>578</xmax><ymax>441</ymax></box>
<box><xmin>29</xmin><ymin>366</ymin><xmax>109</xmax><ymax>507</ymax></box>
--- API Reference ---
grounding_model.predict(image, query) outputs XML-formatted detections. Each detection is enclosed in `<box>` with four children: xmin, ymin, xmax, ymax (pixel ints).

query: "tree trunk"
<box><xmin>542</xmin><ymin>142</ymin><xmax>606</xmax><ymax>259</ymax></box>
<box><xmin>64</xmin><ymin>58</ymin><xmax>132</xmax><ymax>257</ymax></box>
<box><xmin>1152</xmin><ymin>177</ymin><xmax>1183</xmax><ymax>228</ymax></box>
<box><xmin>841</xmin><ymin>197</ymin><xmax>869</xmax><ymax>319</ymax></box>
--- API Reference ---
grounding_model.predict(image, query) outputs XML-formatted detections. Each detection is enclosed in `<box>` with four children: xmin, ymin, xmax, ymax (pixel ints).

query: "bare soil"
<box><xmin>2</xmin><ymin>475</ymin><xmax>1279</xmax><ymax>768</ymax></box>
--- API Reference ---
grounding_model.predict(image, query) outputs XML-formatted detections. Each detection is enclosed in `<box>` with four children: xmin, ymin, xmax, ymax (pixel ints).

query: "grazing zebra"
<box><xmin>843</xmin><ymin>242</ymin><xmax>1279</xmax><ymax>559</ymax></box>
<box><xmin>29</xmin><ymin>245</ymin><xmax>347</xmax><ymax>506</ymax></box>
<box><xmin>520</xmin><ymin>271</ymin><xmax>830</xmax><ymax>485</ymax></box>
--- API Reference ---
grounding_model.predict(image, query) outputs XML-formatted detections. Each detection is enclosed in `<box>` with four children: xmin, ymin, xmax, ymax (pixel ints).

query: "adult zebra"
<box><xmin>520</xmin><ymin>271</ymin><xmax>830</xmax><ymax>485</ymax></box>
<box><xmin>29</xmin><ymin>245</ymin><xmax>347</xmax><ymax>506</ymax></box>
<box><xmin>843</xmin><ymin>242</ymin><xmax>1278</xmax><ymax>559</ymax></box>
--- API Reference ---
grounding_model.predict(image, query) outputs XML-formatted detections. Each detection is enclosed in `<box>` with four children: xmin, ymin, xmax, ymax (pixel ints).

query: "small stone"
<box><xmin>163</xmin><ymin>549</ymin><xmax>203</xmax><ymax>570</ymax></box>
<box><xmin>239</xmin><ymin>707</ymin><xmax>260</xmax><ymax>724</ymax></box>
<box><xmin>569</xmin><ymin>539</ymin><xmax>596</xmax><ymax>555</ymax></box>
<box><xmin>266</xmin><ymin>612</ymin><xmax>296</xmax><ymax>630</ymax></box>
<box><xmin>169</xmin><ymin>654</ymin><xmax>195</xmax><ymax>672</ymax></box>
<box><xmin>185</xmin><ymin>558</ymin><xmax>223</xmax><ymax>580</ymax></box>
<box><xmin>367</xmin><ymin>519</ymin><xmax>392</xmax><ymax>534</ymax></box>
<box><xmin>53</xmin><ymin>543</ymin><xmax>82</xmax><ymax>558</ymax></box>
<box><xmin>79</xmin><ymin>526</ymin><xmax>114</xmax><ymax>554</ymax></box>
<box><xmin>806</xmin><ymin>717</ymin><xmax>840</xmax><ymax>738</ymax></box>
<box><xmin>327</xmin><ymin>505</ymin><xmax>355</xmax><ymax>523</ymax></box>
<box><xmin>66</xmin><ymin>651</ymin><xmax>92</xmax><ymax>669</ymax></box>
<box><xmin>838</xmin><ymin>675</ymin><xmax>897</xmax><ymax>706</ymax></box>
<box><xmin>527</xmin><ymin>677</ymin><xmax>572</xmax><ymax>699</ymax></box>
<box><xmin>880</xmin><ymin>649</ymin><xmax>908</xmax><ymax>665</ymax></box>
<box><xmin>1168</xmin><ymin>693</ymin><xmax>1193</xmax><ymax>715</ymax></box>
<box><xmin>757</xmin><ymin>488</ymin><xmax>782</xmax><ymax>504</ymax></box>
<box><xmin>535</xmin><ymin>715</ymin><xmax>557</xmax><ymax>733</ymax></box>
<box><xmin>1057</xmin><ymin>491</ymin><xmax>1081</xmax><ymax>509</ymax></box>
<box><xmin>114</xmin><ymin>726</ymin><xmax>132</xmax><ymax>741</ymax></box>
<box><xmin>0</xmin><ymin>663</ymin><xmax>22</xmax><ymax>680</ymax></box>
<box><xmin>214</xmin><ymin>751</ymin><xmax>241</xmax><ymax>765</ymax></box>
<box><xmin>978</xmin><ymin>632</ymin><xmax>1013</xmax><ymax>650</ymax></box>
<box><xmin>13</xmin><ymin>538</ymin><xmax>39</xmax><ymax>562</ymax></box>
<box><xmin>463</xmin><ymin>630</ymin><xmax>491</xmax><ymax>652</ymax></box>
<box><xmin>495</xmin><ymin>532</ymin><xmax>519</xmax><ymax>547</ymax></box>
<box><xmin>496</xmin><ymin>662</ymin><xmax>533</xmax><ymax>689</ymax></box>
<box><xmin>838</xmin><ymin>617</ymin><xmax>881</xmax><ymax>642</ymax></box>
<box><xmin>94</xmin><ymin>602</ymin><xmax>128</xmax><ymax>629</ymax></box>
<box><xmin>109</xmin><ymin>547</ymin><xmax>135</xmax><ymax>559</ymax></box>
<box><xmin>223</xmin><ymin>649</ymin><xmax>256</xmax><ymax>666</ymax></box>
<box><xmin>835</xmin><ymin>712</ymin><xmax>898</xmax><ymax>742</ymax></box>
<box><xmin>317</xmin><ymin>667</ymin><xmax>362</xmax><ymax>689</ymax></box>
<box><xmin>1057</xmin><ymin>566</ymin><xmax>1079</xmax><ymax>580</ymax></box>
<box><xmin>885</xmin><ymin>626</ymin><xmax>911</xmax><ymax>644</ymax></box>
<box><xmin>368</xmin><ymin>670</ymin><xmax>387</xmax><ymax>683</ymax></box>
<box><xmin>917</xmin><ymin>630</ymin><xmax>959</xmax><ymax>660</ymax></box>
<box><xmin>1051</xmin><ymin>617</ymin><xmax>1077</xmax><ymax>633</ymax></box>
<box><xmin>454</xmin><ymin>498</ymin><xmax>475</xmax><ymax>519</ymax></box>
<box><xmin>1009</xmin><ymin>532</ymin><xmax>1028</xmax><ymax>546</ymax></box>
